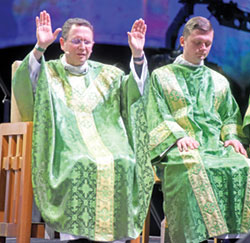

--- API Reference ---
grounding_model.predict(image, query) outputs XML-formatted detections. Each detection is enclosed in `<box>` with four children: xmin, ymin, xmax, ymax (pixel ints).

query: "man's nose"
<box><xmin>200</xmin><ymin>43</ymin><xmax>206</xmax><ymax>50</ymax></box>
<box><xmin>79</xmin><ymin>41</ymin><xmax>86</xmax><ymax>48</ymax></box>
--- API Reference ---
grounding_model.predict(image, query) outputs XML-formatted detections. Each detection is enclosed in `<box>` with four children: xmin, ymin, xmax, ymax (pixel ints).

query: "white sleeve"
<box><xmin>28</xmin><ymin>51</ymin><xmax>41</xmax><ymax>93</ymax></box>
<box><xmin>129</xmin><ymin>56</ymin><xmax>148</xmax><ymax>95</ymax></box>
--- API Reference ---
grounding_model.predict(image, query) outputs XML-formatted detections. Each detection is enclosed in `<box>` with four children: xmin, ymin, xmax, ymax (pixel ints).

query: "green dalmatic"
<box><xmin>145</xmin><ymin>63</ymin><xmax>250</xmax><ymax>243</ymax></box>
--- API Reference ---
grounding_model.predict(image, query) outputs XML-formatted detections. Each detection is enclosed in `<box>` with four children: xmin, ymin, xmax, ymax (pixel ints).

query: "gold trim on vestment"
<box><xmin>221</xmin><ymin>124</ymin><xmax>245</xmax><ymax>141</ymax></box>
<box><xmin>149</xmin><ymin>121</ymin><xmax>182</xmax><ymax>150</ymax></box>
<box><xmin>245</xmin><ymin>105</ymin><xmax>250</xmax><ymax>117</ymax></box>
<box><xmin>210</xmin><ymin>69</ymin><xmax>228</xmax><ymax>111</ymax></box>
<box><xmin>76</xmin><ymin>112</ymin><xmax>114</xmax><ymax>240</ymax></box>
<box><xmin>241</xmin><ymin>158</ymin><xmax>250</xmax><ymax>232</ymax></box>
<box><xmin>154</xmin><ymin>66</ymin><xmax>228</xmax><ymax>236</ymax></box>
<box><xmin>155</xmin><ymin>67</ymin><xmax>195</xmax><ymax>137</ymax></box>
<box><xmin>47</xmin><ymin>64</ymin><xmax>122</xmax><ymax>240</ymax></box>
<box><xmin>181</xmin><ymin>149</ymin><xmax>228</xmax><ymax>236</ymax></box>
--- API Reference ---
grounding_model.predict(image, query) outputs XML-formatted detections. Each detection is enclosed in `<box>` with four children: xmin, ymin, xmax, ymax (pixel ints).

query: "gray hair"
<box><xmin>183</xmin><ymin>16</ymin><xmax>213</xmax><ymax>38</ymax></box>
<box><xmin>62</xmin><ymin>18</ymin><xmax>94</xmax><ymax>40</ymax></box>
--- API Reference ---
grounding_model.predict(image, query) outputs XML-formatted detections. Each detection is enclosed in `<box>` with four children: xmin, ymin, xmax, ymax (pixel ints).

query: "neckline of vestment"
<box><xmin>174</xmin><ymin>54</ymin><xmax>204</xmax><ymax>67</ymax></box>
<box><xmin>60</xmin><ymin>54</ymin><xmax>88</xmax><ymax>75</ymax></box>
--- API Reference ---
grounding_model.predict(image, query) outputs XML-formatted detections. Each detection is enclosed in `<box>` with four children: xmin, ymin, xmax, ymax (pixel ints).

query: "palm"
<box><xmin>128</xmin><ymin>18</ymin><xmax>146</xmax><ymax>57</ymax></box>
<box><xmin>129</xmin><ymin>31</ymin><xmax>145</xmax><ymax>50</ymax></box>
<box><xmin>36</xmin><ymin>10</ymin><xmax>61</xmax><ymax>48</ymax></box>
<box><xmin>37</xmin><ymin>24</ymin><xmax>54</xmax><ymax>45</ymax></box>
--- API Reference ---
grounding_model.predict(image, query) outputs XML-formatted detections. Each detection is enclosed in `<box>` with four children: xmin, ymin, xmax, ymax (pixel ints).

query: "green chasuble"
<box><xmin>243</xmin><ymin>97</ymin><xmax>250</xmax><ymax>139</ymax></box>
<box><xmin>145</xmin><ymin>63</ymin><xmax>250</xmax><ymax>243</ymax></box>
<box><xmin>12</xmin><ymin>54</ymin><xmax>154</xmax><ymax>241</ymax></box>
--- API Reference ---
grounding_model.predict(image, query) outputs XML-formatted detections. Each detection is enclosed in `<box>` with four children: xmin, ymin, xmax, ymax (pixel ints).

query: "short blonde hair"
<box><xmin>183</xmin><ymin>16</ymin><xmax>213</xmax><ymax>38</ymax></box>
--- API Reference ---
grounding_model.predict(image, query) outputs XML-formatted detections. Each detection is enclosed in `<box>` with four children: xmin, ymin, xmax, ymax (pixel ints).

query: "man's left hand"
<box><xmin>224</xmin><ymin>139</ymin><xmax>248</xmax><ymax>158</ymax></box>
<box><xmin>127</xmin><ymin>18</ymin><xmax>146</xmax><ymax>58</ymax></box>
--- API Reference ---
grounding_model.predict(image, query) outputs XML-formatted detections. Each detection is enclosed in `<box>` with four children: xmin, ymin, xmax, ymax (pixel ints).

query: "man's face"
<box><xmin>60</xmin><ymin>24</ymin><xmax>94</xmax><ymax>66</ymax></box>
<box><xmin>180</xmin><ymin>29</ymin><xmax>214</xmax><ymax>65</ymax></box>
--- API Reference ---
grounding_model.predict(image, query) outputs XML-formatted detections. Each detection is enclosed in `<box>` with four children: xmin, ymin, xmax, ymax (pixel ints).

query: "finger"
<box><xmin>224</xmin><ymin>141</ymin><xmax>229</xmax><ymax>147</ymax></box>
<box><xmin>233</xmin><ymin>144</ymin><xmax>240</xmax><ymax>153</ymax></box>
<box><xmin>131</xmin><ymin>19</ymin><xmax>145</xmax><ymax>33</ymax></box>
<box><xmin>39</xmin><ymin>11</ymin><xmax>43</xmax><ymax>24</ymax></box>
<box><xmin>45</xmin><ymin>11</ymin><xmax>50</xmax><ymax>26</ymax></box>
<box><xmin>182</xmin><ymin>142</ymin><xmax>188</xmax><ymax>152</ymax></box>
<box><xmin>137</xmin><ymin>20</ymin><xmax>146</xmax><ymax>34</ymax></box>
<box><xmin>189</xmin><ymin>138</ymin><xmax>195</xmax><ymax>147</ymax></box>
<box><xmin>53</xmin><ymin>28</ymin><xmax>62</xmax><ymax>40</ymax></box>
<box><xmin>127</xmin><ymin>32</ymin><xmax>132</xmax><ymax>42</ymax></box>
<box><xmin>131</xmin><ymin>20</ymin><xmax>139</xmax><ymax>32</ymax></box>
<box><xmin>137</xmin><ymin>19</ymin><xmax>146</xmax><ymax>33</ymax></box>
<box><xmin>193</xmin><ymin>140</ymin><xmax>199</xmax><ymax>148</ymax></box>
<box><xmin>177</xmin><ymin>141</ymin><xmax>183</xmax><ymax>152</ymax></box>
<box><xmin>239</xmin><ymin>145</ymin><xmax>247</xmax><ymax>157</ymax></box>
<box><xmin>187</xmin><ymin>140</ymin><xmax>194</xmax><ymax>150</ymax></box>
<box><xmin>40</xmin><ymin>11</ymin><xmax>45</xmax><ymax>26</ymax></box>
<box><xmin>245</xmin><ymin>151</ymin><xmax>248</xmax><ymax>158</ymax></box>
<box><xmin>240</xmin><ymin>147</ymin><xmax>247</xmax><ymax>157</ymax></box>
<box><xmin>36</xmin><ymin>16</ymin><xmax>40</xmax><ymax>28</ymax></box>
<box><xmin>190</xmin><ymin>141</ymin><xmax>198</xmax><ymax>150</ymax></box>
<box><xmin>137</xmin><ymin>19</ymin><xmax>145</xmax><ymax>28</ymax></box>
<box><xmin>142</xmin><ymin>23</ymin><xmax>147</xmax><ymax>35</ymax></box>
<box><xmin>241</xmin><ymin>148</ymin><xmax>248</xmax><ymax>158</ymax></box>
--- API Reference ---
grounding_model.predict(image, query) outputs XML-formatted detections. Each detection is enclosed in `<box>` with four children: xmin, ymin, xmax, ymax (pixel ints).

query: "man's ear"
<box><xmin>59</xmin><ymin>37</ymin><xmax>65</xmax><ymax>51</ymax></box>
<box><xmin>180</xmin><ymin>36</ymin><xmax>184</xmax><ymax>47</ymax></box>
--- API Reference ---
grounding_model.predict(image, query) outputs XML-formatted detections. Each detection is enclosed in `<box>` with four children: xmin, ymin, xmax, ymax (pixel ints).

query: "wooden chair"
<box><xmin>10</xmin><ymin>61</ymin><xmax>22</xmax><ymax>123</ymax></box>
<box><xmin>141</xmin><ymin>169</ymin><xmax>162</xmax><ymax>243</ymax></box>
<box><xmin>0</xmin><ymin>122</ymin><xmax>45</xmax><ymax>243</ymax></box>
<box><xmin>0</xmin><ymin>61</ymin><xmax>45</xmax><ymax>243</ymax></box>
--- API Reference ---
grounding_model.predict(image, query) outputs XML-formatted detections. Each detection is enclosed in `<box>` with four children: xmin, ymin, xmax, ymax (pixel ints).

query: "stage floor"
<box><xmin>5</xmin><ymin>236</ymin><xmax>161</xmax><ymax>243</ymax></box>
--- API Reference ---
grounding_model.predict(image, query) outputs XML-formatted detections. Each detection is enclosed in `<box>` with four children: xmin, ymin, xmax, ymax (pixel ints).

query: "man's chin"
<box><xmin>195</xmin><ymin>56</ymin><xmax>206</xmax><ymax>63</ymax></box>
<box><xmin>75</xmin><ymin>59</ymin><xmax>87</xmax><ymax>66</ymax></box>
<box><xmin>198</xmin><ymin>54</ymin><xmax>207</xmax><ymax>60</ymax></box>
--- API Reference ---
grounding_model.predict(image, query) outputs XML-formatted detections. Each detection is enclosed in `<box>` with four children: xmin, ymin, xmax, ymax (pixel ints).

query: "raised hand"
<box><xmin>127</xmin><ymin>18</ymin><xmax>147</xmax><ymax>58</ymax></box>
<box><xmin>36</xmin><ymin>10</ymin><xmax>61</xmax><ymax>49</ymax></box>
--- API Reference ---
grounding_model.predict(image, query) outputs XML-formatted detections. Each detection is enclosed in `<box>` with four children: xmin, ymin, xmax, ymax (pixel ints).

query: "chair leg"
<box><xmin>130</xmin><ymin>235</ymin><xmax>140</xmax><ymax>243</ymax></box>
<box><xmin>17</xmin><ymin>124</ymin><xmax>33</xmax><ymax>243</ymax></box>
<box><xmin>0</xmin><ymin>237</ymin><xmax>6</xmax><ymax>243</ymax></box>
<box><xmin>142</xmin><ymin>206</ymin><xmax>150</xmax><ymax>243</ymax></box>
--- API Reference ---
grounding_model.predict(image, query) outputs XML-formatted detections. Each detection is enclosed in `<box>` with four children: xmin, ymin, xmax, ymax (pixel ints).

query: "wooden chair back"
<box><xmin>0</xmin><ymin>122</ymin><xmax>44</xmax><ymax>243</ymax></box>
<box><xmin>0</xmin><ymin>61</ymin><xmax>45</xmax><ymax>243</ymax></box>
<box><xmin>11</xmin><ymin>61</ymin><xmax>22</xmax><ymax>123</ymax></box>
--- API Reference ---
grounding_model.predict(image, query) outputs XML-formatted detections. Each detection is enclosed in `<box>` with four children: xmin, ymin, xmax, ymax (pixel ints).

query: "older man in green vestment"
<box><xmin>12</xmin><ymin>10</ymin><xmax>154</xmax><ymax>242</ymax></box>
<box><xmin>145</xmin><ymin>16</ymin><xmax>250</xmax><ymax>243</ymax></box>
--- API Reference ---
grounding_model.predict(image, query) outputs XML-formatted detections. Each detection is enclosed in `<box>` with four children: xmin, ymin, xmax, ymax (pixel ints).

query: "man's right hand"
<box><xmin>33</xmin><ymin>10</ymin><xmax>61</xmax><ymax>60</ymax></box>
<box><xmin>36</xmin><ymin>10</ymin><xmax>61</xmax><ymax>49</ymax></box>
<box><xmin>177</xmin><ymin>137</ymin><xmax>199</xmax><ymax>152</ymax></box>
<box><xmin>127</xmin><ymin>18</ymin><xmax>146</xmax><ymax>59</ymax></box>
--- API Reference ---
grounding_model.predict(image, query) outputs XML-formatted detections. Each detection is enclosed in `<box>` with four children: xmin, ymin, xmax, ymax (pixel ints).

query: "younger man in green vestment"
<box><xmin>145</xmin><ymin>16</ymin><xmax>250</xmax><ymax>243</ymax></box>
<box><xmin>12</xmin><ymin>10</ymin><xmax>154</xmax><ymax>242</ymax></box>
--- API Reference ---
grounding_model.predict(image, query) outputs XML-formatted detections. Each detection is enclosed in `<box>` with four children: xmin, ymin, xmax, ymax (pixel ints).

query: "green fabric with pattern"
<box><xmin>12</xmin><ymin>54</ymin><xmax>154</xmax><ymax>241</ymax></box>
<box><xmin>144</xmin><ymin>63</ymin><xmax>250</xmax><ymax>243</ymax></box>
<box><xmin>243</xmin><ymin>96</ymin><xmax>250</xmax><ymax>141</ymax></box>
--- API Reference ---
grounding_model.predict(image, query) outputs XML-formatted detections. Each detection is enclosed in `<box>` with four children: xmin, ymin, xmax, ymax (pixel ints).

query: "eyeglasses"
<box><xmin>70</xmin><ymin>38</ymin><xmax>93</xmax><ymax>46</ymax></box>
